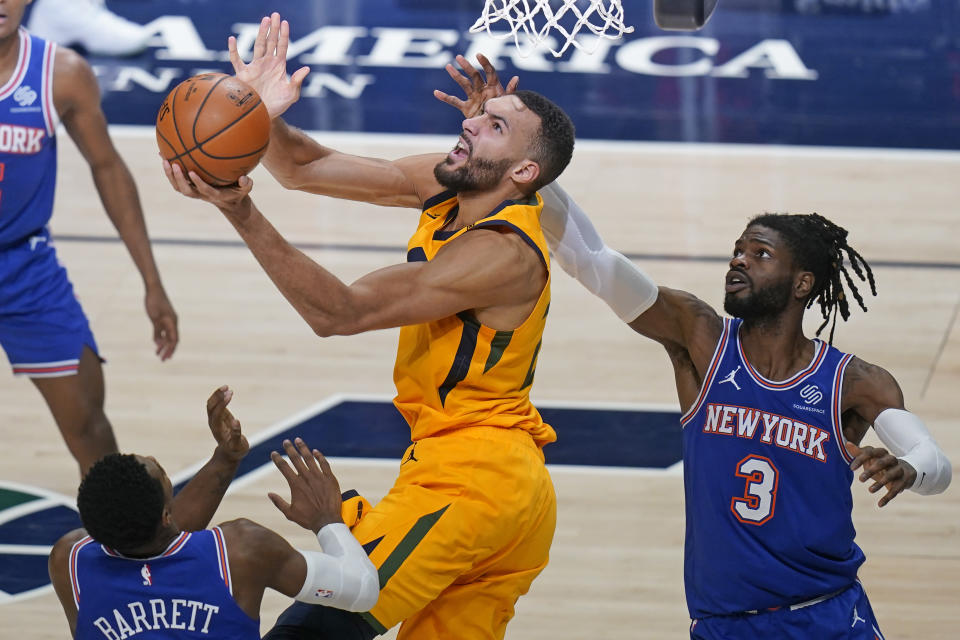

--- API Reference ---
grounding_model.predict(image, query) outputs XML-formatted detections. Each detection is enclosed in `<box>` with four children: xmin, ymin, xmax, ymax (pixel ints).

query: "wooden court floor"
<box><xmin>1</xmin><ymin>130</ymin><xmax>958</xmax><ymax>638</ymax></box>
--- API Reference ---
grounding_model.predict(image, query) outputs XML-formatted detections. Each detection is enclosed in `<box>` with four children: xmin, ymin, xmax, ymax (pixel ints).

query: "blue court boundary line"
<box><xmin>54</xmin><ymin>234</ymin><xmax>960</xmax><ymax>272</ymax></box>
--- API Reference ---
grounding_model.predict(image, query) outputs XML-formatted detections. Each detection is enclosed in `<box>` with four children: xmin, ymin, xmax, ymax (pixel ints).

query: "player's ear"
<box><xmin>795</xmin><ymin>271</ymin><xmax>815</xmax><ymax>300</ymax></box>
<box><xmin>511</xmin><ymin>159</ymin><xmax>540</xmax><ymax>190</ymax></box>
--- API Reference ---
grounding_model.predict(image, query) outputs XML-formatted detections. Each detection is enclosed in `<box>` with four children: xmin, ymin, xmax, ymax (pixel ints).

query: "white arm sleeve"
<box><xmin>873</xmin><ymin>408</ymin><xmax>952</xmax><ymax>496</ymax></box>
<box><xmin>539</xmin><ymin>182</ymin><xmax>658</xmax><ymax>323</ymax></box>
<box><xmin>295</xmin><ymin>523</ymin><xmax>379</xmax><ymax>612</ymax></box>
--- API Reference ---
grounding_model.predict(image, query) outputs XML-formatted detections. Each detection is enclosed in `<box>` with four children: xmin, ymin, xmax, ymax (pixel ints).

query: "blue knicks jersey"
<box><xmin>0</xmin><ymin>28</ymin><xmax>58</xmax><ymax>246</ymax></box>
<box><xmin>681</xmin><ymin>317</ymin><xmax>865</xmax><ymax>618</ymax></box>
<box><xmin>69</xmin><ymin>528</ymin><xmax>259</xmax><ymax>639</ymax></box>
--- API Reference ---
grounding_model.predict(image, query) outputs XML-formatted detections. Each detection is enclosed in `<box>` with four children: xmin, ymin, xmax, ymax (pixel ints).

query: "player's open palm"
<box><xmin>162</xmin><ymin>159</ymin><xmax>255</xmax><ymax>221</ymax></box>
<box><xmin>229</xmin><ymin>12</ymin><xmax>309</xmax><ymax>119</ymax></box>
<box><xmin>269</xmin><ymin>438</ymin><xmax>344</xmax><ymax>533</ymax></box>
<box><xmin>206</xmin><ymin>385</ymin><xmax>250</xmax><ymax>463</ymax></box>
<box><xmin>434</xmin><ymin>53</ymin><xmax>519</xmax><ymax>119</ymax></box>
<box><xmin>845</xmin><ymin>441</ymin><xmax>915</xmax><ymax>507</ymax></box>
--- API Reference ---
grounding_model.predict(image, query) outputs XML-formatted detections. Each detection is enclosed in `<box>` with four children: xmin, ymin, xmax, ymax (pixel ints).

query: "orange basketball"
<box><xmin>156</xmin><ymin>73</ymin><xmax>270</xmax><ymax>186</ymax></box>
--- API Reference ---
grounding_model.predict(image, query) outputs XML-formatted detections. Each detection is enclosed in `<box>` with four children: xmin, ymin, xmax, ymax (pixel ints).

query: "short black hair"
<box><xmin>513</xmin><ymin>90</ymin><xmax>575</xmax><ymax>193</ymax></box>
<box><xmin>77</xmin><ymin>454</ymin><xmax>165</xmax><ymax>553</ymax></box>
<box><xmin>748</xmin><ymin>212</ymin><xmax>877</xmax><ymax>343</ymax></box>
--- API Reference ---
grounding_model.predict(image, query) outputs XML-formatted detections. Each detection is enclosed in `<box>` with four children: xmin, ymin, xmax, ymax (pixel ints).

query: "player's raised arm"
<box><xmin>538</xmin><ymin>182</ymin><xmax>722</xmax><ymax>358</ymax></box>
<box><xmin>229</xmin><ymin>12</ymin><xmax>443</xmax><ymax>208</ymax></box>
<box><xmin>434</xmin><ymin>56</ymin><xmax>723</xmax><ymax>360</ymax></box>
<box><xmin>265</xmin><ymin>120</ymin><xmax>444</xmax><ymax>209</ymax></box>
<box><xmin>169</xmin><ymin>386</ymin><xmax>250</xmax><ymax>531</ymax></box>
<box><xmin>162</xmin><ymin>164</ymin><xmax>543</xmax><ymax>336</ymax></box>
<box><xmin>221</xmin><ymin>438</ymin><xmax>378</xmax><ymax>617</ymax></box>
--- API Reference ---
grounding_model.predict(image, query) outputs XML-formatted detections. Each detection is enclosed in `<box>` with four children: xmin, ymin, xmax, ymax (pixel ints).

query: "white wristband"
<box><xmin>540</xmin><ymin>182</ymin><xmax>658</xmax><ymax>322</ymax></box>
<box><xmin>873</xmin><ymin>408</ymin><xmax>952</xmax><ymax>495</ymax></box>
<box><xmin>295</xmin><ymin>523</ymin><xmax>379</xmax><ymax>611</ymax></box>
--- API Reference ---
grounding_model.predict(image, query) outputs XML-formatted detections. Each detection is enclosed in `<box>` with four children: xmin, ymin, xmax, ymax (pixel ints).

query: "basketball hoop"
<box><xmin>469</xmin><ymin>0</ymin><xmax>635</xmax><ymax>58</ymax></box>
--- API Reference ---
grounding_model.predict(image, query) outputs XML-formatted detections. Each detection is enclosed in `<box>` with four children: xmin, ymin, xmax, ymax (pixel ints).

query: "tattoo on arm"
<box><xmin>841</xmin><ymin>357</ymin><xmax>905</xmax><ymax>424</ymax></box>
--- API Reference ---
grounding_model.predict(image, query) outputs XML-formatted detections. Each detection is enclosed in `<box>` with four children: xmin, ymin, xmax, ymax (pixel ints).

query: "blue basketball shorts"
<box><xmin>0</xmin><ymin>230</ymin><xmax>99</xmax><ymax>377</ymax></box>
<box><xmin>690</xmin><ymin>581</ymin><xmax>884</xmax><ymax>640</ymax></box>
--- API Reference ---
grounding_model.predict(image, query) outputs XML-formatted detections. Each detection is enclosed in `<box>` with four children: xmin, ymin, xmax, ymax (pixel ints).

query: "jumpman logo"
<box><xmin>851</xmin><ymin>606</ymin><xmax>866</xmax><ymax>627</ymax></box>
<box><xmin>719</xmin><ymin>366</ymin><xmax>742</xmax><ymax>391</ymax></box>
<box><xmin>402</xmin><ymin>443</ymin><xmax>419</xmax><ymax>465</ymax></box>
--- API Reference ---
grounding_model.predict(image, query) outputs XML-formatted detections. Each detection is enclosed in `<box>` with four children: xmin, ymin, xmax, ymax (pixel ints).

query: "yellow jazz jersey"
<box><xmin>393</xmin><ymin>190</ymin><xmax>557</xmax><ymax>448</ymax></box>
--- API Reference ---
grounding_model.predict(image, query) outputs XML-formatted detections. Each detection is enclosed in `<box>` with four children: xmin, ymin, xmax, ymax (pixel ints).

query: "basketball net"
<box><xmin>469</xmin><ymin>0</ymin><xmax>634</xmax><ymax>57</ymax></box>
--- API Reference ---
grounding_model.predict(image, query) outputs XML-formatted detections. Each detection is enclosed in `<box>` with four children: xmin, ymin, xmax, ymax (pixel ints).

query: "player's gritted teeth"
<box><xmin>725</xmin><ymin>269</ymin><xmax>750</xmax><ymax>293</ymax></box>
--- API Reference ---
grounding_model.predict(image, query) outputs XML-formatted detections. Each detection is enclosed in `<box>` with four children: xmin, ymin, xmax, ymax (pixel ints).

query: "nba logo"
<box><xmin>141</xmin><ymin>564</ymin><xmax>152</xmax><ymax>586</ymax></box>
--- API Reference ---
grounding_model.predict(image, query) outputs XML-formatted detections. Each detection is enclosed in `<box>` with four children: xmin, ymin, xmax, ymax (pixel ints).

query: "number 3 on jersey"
<box><xmin>731</xmin><ymin>455</ymin><xmax>779</xmax><ymax>525</ymax></box>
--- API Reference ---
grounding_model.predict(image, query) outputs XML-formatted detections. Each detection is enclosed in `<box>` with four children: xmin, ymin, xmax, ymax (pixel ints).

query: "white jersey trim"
<box><xmin>68</xmin><ymin>535</ymin><xmax>95</xmax><ymax>608</ymax></box>
<box><xmin>211</xmin><ymin>527</ymin><xmax>234</xmax><ymax>597</ymax></box>
<box><xmin>737</xmin><ymin>328</ymin><xmax>828</xmax><ymax>390</ymax></box>
<box><xmin>42</xmin><ymin>40</ymin><xmax>58</xmax><ymax>136</ymax></box>
<box><xmin>101</xmin><ymin>531</ymin><xmax>192</xmax><ymax>559</ymax></box>
<box><xmin>830</xmin><ymin>353</ymin><xmax>856</xmax><ymax>464</ymax></box>
<box><xmin>10</xmin><ymin>358</ymin><xmax>79</xmax><ymax>368</ymax></box>
<box><xmin>11</xmin><ymin>358</ymin><xmax>80</xmax><ymax>378</ymax></box>
<box><xmin>0</xmin><ymin>30</ymin><xmax>30</xmax><ymax>102</ymax></box>
<box><xmin>680</xmin><ymin>318</ymin><xmax>732</xmax><ymax>427</ymax></box>
<box><xmin>13</xmin><ymin>369</ymin><xmax>78</xmax><ymax>379</ymax></box>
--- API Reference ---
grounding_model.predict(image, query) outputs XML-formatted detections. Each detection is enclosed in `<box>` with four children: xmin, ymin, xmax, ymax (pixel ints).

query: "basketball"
<box><xmin>156</xmin><ymin>73</ymin><xmax>270</xmax><ymax>186</ymax></box>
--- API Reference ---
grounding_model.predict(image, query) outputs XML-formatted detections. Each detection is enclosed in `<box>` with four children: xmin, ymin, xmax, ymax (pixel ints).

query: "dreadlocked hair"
<box><xmin>748</xmin><ymin>212</ymin><xmax>877</xmax><ymax>343</ymax></box>
<box><xmin>77</xmin><ymin>453</ymin><xmax>165</xmax><ymax>554</ymax></box>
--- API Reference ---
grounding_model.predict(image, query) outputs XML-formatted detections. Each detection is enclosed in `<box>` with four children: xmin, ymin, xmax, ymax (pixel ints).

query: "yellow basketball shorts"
<box><xmin>342</xmin><ymin>426</ymin><xmax>556</xmax><ymax>640</ymax></box>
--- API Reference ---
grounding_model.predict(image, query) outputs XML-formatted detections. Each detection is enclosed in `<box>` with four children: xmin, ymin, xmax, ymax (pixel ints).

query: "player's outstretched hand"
<box><xmin>206</xmin><ymin>385</ymin><xmax>250</xmax><ymax>464</ymax></box>
<box><xmin>229</xmin><ymin>12</ymin><xmax>310</xmax><ymax>119</ymax></box>
<box><xmin>433</xmin><ymin>53</ymin><xmax>519</xmax><ymax>119</ymax></box>
<box><xmin>145</xmin><ymin>285</ymin><xmax>179</xmax><ymax>361</ymax></box>
<box><xmin>269</xmin><ymin>438</ymin><xmax>344</xmax><ymax>533</ymax></box>
<box><xmin>845</xmin><ymin>441</ymin><xmax>916</xmax><ymax>508</ymax></box>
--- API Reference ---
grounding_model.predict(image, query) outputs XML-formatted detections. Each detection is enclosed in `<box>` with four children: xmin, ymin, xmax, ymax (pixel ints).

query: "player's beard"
<box><xmin>723</xmin><ymin>276</ymin><xmax>794</xmax><ymax>322</ymax></box>
<box><xmin>434</xmin><ymin>155</ymin><xmax>513</xmax><ymax>193</ymax></box>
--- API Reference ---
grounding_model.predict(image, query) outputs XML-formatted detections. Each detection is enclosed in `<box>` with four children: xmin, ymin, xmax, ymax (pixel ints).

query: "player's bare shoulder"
<box><xmin>485</xmin><ymin>227</ymin><xmax>546</xmax><ymax>292</ymax></box>
<box><xmin>217</xmin><ymin>517</ymin><xmax>293</xmax><ymax>563</ymax></box>
<box><xmin>49</xmin><ymin>528</ymin><xmax>89</xmax><ymax>580</ymax></box>
<box><xmin>51</xmin><ymin>46</ymin><xmax>99</xmax><ymax>117</ymax></box>
<box><xmin>51</xmin><ymin>527</ymin><xmax>89</xmax><ymax>555</ymax></box>
<box><xmin>495</xmin><ymin>226</ymin><xmax>546</xmax><ymax>271</ymax></box>
<box><xmin>448</xmin><ymin>226</ymin><xmax>546</xmax><ymax>291</ymax></box>
<box><xmin>216</xmin><ymin>517</ymin><xmax>300</xmax><ymax>595</ymax></box>
<box><xmin>841</xmin><ymin>355</ymin><xmax>905</xmax><ymax>422</ymax></box>
<box><xmin>433</xmin><ymin>227</ymin><xmax>547</xmax><ymax>324</ymax></box>
<box><xmin>218</xmin><ymin>517</ymin><xmax>272</xmax><ymax>547</ymax></box>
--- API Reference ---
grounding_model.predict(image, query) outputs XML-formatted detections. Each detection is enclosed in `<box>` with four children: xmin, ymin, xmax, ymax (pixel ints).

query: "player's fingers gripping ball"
<box><xmin>156</xmin><ymin>73</ymin><xmax>270</xmax><ymax>187</ymax></box>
